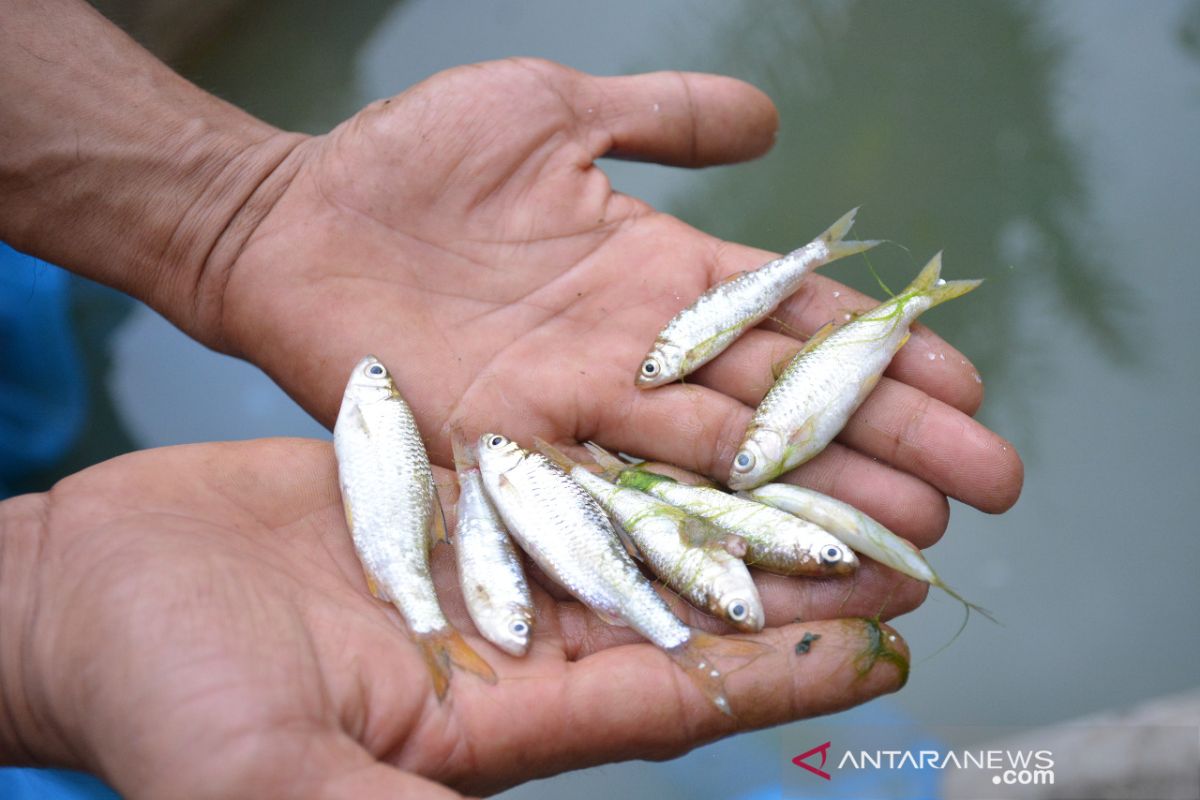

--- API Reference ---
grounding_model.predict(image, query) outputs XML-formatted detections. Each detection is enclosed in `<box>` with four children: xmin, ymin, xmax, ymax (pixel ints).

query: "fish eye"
<box><xmin>641</xmin><ymin>359</ymin><xmax>659</xmax><ymax>376</ymax></box>
<box><xmin>728</xmin><ymin>601</ymin><xmax>748</xmax><ymax>621</ymax></box>
<box><xmin>509</xmin><ymin>619</ymin><xmax>529</xmax><ymax>636</ymax></box>
<box><xmin>732</xmin><ymin>450</ymin><xmax>755</xmax><ymax>472</ymax></box>
<box><xmin>821</xmin><ymin>545</ymin><xmax>844</xmax><ymax>564</ymax></box>
<box><xmin>487</xmin><ymin>435</ymin><xmax>508</xmax><ymax>449</ymax></box>
<box><xmin>365</xmin><ymin>363</ymin><xmax>387</xmax><ymax>378</ymax></box>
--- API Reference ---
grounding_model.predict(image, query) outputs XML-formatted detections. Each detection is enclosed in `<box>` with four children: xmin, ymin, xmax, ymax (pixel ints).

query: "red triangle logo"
<box><xmin>792</xmin><ymin>740</ymin><xmax>832</xmax><ymax>780</ymax></box>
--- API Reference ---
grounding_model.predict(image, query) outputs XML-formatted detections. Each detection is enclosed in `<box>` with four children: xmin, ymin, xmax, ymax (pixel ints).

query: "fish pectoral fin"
<box><xmin>892</xmin><ymin>330</ymin><xmax>912</xmax><ymax>356</ymax></box>
<box><xmin>341</xmin><ymin>490</ymin><xmax>355</xmax><ymax>533</ymax></box>
<box><xmin>614</xmin><ymin>524</ymin><xmax>645</xmax><ymax>562</ymax></box>
<box><xmin>362</xmin><ymin>567</ymin><xmax>390</xmax><ymax>602</ymax></box>
<box><xmin>428</xmin><ymin>480</ymin><xmax>450</xmax><ymax>545</ymax></box>
<box><xmin>855</xmin><ymin>372</ymin><xmax>883</xmax><ymax>406</ymax></box>
<box><xmin>719</xmin><ymin>533</ymin><xmax>749</xmax><ymax>559</ymax></box>
<box><xmin>493</xmin><ymin>472</ymin><xmax>528</xmax><ymax>506</ymax></box>
<box><xmin>593</xmin><ymin>608</ymin><xmax>629</xmax><ymax>628</ymax></box>
<box><xmin>787</xmin><ymin>418</ymin><xmax>816</xmax><ymax>447</ymax></box>
<box><xmin>715</xmin><ymin>269</ymin><xmax>748</xmax><ymax>287</ymax></box>
<box><xmin>352</xmin><ymin>404</ymin><xmax>371</xmax><ymax>437</ymax></box>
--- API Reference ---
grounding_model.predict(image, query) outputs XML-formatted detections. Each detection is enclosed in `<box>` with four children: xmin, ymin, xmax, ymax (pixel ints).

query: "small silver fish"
<box><xmin>535</xmin><ymin>438</ymin><xmax>765</xmax><ymax>633</ymax></box>
<box><xmin>583</xmin><ymin>443</ymin><xmax>858</xmax><ymax>577</ymax></box>
<box><xmin>744</xmin><ymin>483</ymin><xmax>995</xmax><ymax>624</ymax></box>
<box><xmin>452</xmin><ymin>434</ymin><xmax>535</xmax><ymax>657</ymax></box>
<box><xmin>477</xmin><ymin>433</ymin><xmax>765</xmax><ymax>715</ymax></box>
<box><xmin>636</xmin><ymin>208</ymin><xmax>880</xmax><ymax>388</ymax></box>
<box><xmin>728</xmin><ymin>253</ymin><xmax>981</xmax><ymax>490</ymax></box>
<box><xmin>334</xmin><ymin>355</ymin><xmax>496</xmax><ymax>698</ymax></box>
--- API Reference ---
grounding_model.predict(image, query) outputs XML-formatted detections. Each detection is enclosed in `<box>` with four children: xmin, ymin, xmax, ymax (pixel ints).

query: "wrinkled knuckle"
<box><xmin>703</xmin><ymin>410</ymin><xmax>747</xmax><ymax>482</ymax></box>
<box><xmin>889</xmin><ymin>393</ymin><xmax>932</xmax><ymax>468</ymax></box>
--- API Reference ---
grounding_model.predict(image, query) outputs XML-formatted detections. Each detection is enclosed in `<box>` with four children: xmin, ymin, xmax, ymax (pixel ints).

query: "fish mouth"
<box><xmin>826</xmin><ymin>559</ymin><xmax>858</xmax><ymax>576</ymax></box>
<box><xmin>635</xmin><ymin>371</ymin><xmax>672</xmax><ymax>389</ymax></box>
<box><xmin>725</xmin><ymin>471</ymin><xmax>759</xmax><ymax>491</ymax></box>
<box><xmin>820</xmin><ymin>548</ymin><xmax>859</xmax><ymax>576</ymax></box>
<box><xmin>491</xmin><ymin>635</ymin><xmax>531</xmax><ymax>658</ymax></box>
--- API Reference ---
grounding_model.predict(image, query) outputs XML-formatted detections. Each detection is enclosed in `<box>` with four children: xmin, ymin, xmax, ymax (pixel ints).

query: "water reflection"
<box><xmin>1180</xmin><ymin>0</ymin><xmax>1200</xmax><ymax>62</ymax></box>
<box><xmin>668</xmin><ymin>0</ymin><xmax>1135</xmax><ymax>431</ymax></box>
<box><xmin>177</xmin><ymin>0</ymin><xmax>398</xmax><ymax>132</ymax></box>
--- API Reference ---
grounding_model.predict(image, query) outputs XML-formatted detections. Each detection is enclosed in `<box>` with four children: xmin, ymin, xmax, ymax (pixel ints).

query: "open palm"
<box><xmin>207</xmin><ymin>59</ymin><xmax>1021</xmax><ymax>555</ymax></box>
<box><xmin>20</xmin><ymin>438</ymin><xmax>911</xmax><ymax>798</ymax></box>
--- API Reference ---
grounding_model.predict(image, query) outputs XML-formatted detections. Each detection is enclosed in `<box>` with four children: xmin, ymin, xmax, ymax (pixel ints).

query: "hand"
<box><xmin>205</xmin><ymin>58</ymin><xmax>1022</xmax><ymax>547</ymax></box>
<box><xmin>0</xmin><ymin>439</ymin><xmax>911</xmax><ymax>797</ymax></box>
<box><xmin>2</xmin><ymin>7</ymin><xmax>1022</xmax><ymax>559</ymax></box>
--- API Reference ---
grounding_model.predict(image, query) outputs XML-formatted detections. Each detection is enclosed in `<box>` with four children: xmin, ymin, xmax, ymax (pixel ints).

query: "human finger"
<box><xmin>550</xmin><ymin>560</ymin><xmax>926</xmax><ymax>659</ymax></box>
<box><xmin>689</xmin><ymin>328</ymin><xmax>1021</xmax><ymax>513</ymax></box>
<box><xmin>585</xmin><ymin>380</ymin><xmax>951</xmax><ymax>545</ymax></box>
<box><xmin>308</xmin><ymin>731</ymin><xmax>470</xmax><ymax>800</ymax></box>
<box><xmin>709</xmin><ymin>242</ymin><xmax>985</xmax><ymax>415</ymax></box>
<box><xmin>573</xmin><ymin>70</ymin><xmax>779</xmax><ymax>167</ymax></box>
<box><xmin>484</xmin><ymin>618</ymin><xmax>907</xmax><ymax>779</ymax></box>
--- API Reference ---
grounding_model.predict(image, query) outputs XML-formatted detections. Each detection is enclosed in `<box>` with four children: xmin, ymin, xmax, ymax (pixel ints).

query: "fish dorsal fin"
<box><xmin>766</xmin><ymin>315</ymin><xmax>804</xmax><ymax>339</ymax></box>
<box><xmin>798</xmin><ymin>321</ymin><xmax>837</xmax><ymax>356</ymax></box>
<box><xmin>582</xmin><ymin>441</ymin><xmax>626</xmax><ymax>479</ymax></box>
<box><xmin>533</xmin><ymin>436</ymin><xmax>577</xmax><ymax>472</ymax></box>
<box><xmin>771</xmin><ymin>353</ymin><xmax>794</xmax><ymax>381</ymax></box>
<box><xmin>715</xmin><ymin>270</ymin><xmax>748</xmax><ymax>288</ymax></box>
<box><xmin>362</xmin><ymin>567</ymin><xmax>390</xmax><ymax>602</ymax></box>
<box><xmin>428</xmin><ymin>480</ymin><xmax>449</xmax><ymax>545</ymax></box>
<box><xmin>341</xmin><ymin>489</ymin><xmax>355</xmax><ymax>533</ymax></box>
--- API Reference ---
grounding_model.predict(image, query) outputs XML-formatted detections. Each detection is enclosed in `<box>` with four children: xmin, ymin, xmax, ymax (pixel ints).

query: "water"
<box><xmin>15</xmin><ymin>0</ymin><xmax>1200</xmax><ymax>796</ymax></box>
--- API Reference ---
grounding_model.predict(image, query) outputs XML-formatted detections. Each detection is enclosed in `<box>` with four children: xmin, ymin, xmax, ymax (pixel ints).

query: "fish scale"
<box><xmin>479</xmin><ymin>440</ymin><xmax>690</xmax><ymax>649</ymax></box>
<box><xmin>534</xmin><ymin>438</ymin><xmax>765</xmax><ymax>632</ymax></box>
<box><xmin>727</xmin><ymin>253</ymin><xmax>982</xmax><ymax>490</ymax></box>
<box><xmin>334</xmin><ymin>355</ymin><xmax>495</xmax><ymax>699</ymax></box>
<box><xmin>478</xmin><ymin>433</ymin><xmax>771</xmax><ymax>717</ymax></box>
<box><xmin>335</xmin><ymin>367</ymin><xmax>443</xmax><ymax>633</ymax></box>
<box><xmin>582</xmin><ymin>445</ymin><xmax>857</xmax><ymax>578</ymax></box>
<box><xmin>635</xmin><ymin>208</ymin><xmax>880</xmax><ymax>387</ymax></box>
<box><xmin>453</xmin><ymin>449</ymin><xmax>534</xmax><ymax>657</ymax></box>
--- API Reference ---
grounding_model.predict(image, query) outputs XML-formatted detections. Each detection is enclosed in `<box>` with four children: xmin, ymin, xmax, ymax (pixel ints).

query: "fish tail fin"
<box><xmin>917</xmin><ymin>582</ymin><xmax>1000</xmax><ymax>665</ymax></box>
<box><xmin>449</xmin><ymin>427</ymin><xmax>477</xmax><ymax>471</ymax></box>
<box><xmin>669</xmin><ymin>631</ymin><xmax>770</xmax><ymax>717</ymax></box>
<box><xmin>902</xmin><ymin>252</ymin><xmax>982</xmax><ymax>307</ymax></box>
<box><xmin>936</xmin><ymin>580</ymin><xmax>1000</xmax><ymax>626</ymax></box>
<box><xmin>533</xmin><ymin>437</ymin><xmax>579</xmax><ymax>472</ymax></box>
<box><xmin>416</xmin><ymin>628</ymin><xmax>498</xmax><ymax>700</ymax></box>
<box><xmin>819</xmin><ymin>207</ymin><xmax>883</xmax><ymax>262</ymax></box>
<box><xmin>582</xmin><ymin>441</ymin><xmax>626</xmax><ymax>480</ymax></box>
